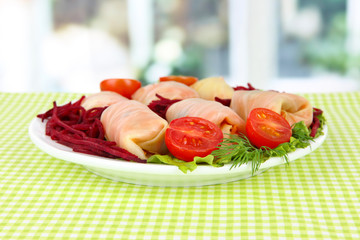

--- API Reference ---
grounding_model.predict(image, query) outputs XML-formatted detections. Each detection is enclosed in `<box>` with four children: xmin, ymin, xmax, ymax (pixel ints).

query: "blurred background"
<box><xmin>0</xmin><ymin>0</ymin><xmax>359</xmax><ymax>93</ymax></box>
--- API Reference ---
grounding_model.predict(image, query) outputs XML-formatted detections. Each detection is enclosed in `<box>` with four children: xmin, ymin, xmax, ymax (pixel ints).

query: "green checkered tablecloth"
<box><xmin>1</xmin><ymin>92</ymin><xmax>359</xmax><ymax>239</ymax></box>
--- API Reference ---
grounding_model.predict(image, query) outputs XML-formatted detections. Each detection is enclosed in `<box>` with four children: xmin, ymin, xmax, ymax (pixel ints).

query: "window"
<box><xmin>273</xmin><ymin>0</ymin><xmax>359</xmax><ymax>92</ymax></box>
<box><xmin>0</xmin><ymin>0</ymin><xmax>230</xmax><ymax>92</ymax></box>
<box><xmin>0</xmin><ymin>0</ymin><xmax>359</xmax><ymax>92</ymax></box>
<box><xmin>139</xmin><ymin>0</ymin><xmax>229</xmax><ymax>83</ymax></box>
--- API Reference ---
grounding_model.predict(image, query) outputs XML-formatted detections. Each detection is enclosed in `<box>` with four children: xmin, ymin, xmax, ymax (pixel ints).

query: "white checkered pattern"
<box><xmin>0</xmin><ymin>92</ymin><xmax>359</xmax><ymax>239</ymax></box>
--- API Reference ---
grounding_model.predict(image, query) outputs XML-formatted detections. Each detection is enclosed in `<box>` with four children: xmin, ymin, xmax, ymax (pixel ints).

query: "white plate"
<box><xmin>29</xmin><ymin>118</ymin><xmax>327</xmax><ymax>187</ymax></box>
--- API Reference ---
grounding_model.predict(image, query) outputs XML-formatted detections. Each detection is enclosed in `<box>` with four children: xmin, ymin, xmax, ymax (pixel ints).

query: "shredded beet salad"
<box><xmin>37</xmin><ymin>96</ymin><xmax>146</xmax><ymax>163</ymax></box>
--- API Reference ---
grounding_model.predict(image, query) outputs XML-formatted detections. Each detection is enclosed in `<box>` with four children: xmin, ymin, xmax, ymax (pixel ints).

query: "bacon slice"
<box><xmin>230</xmin><ymin>90</ymin><xmax>313</xmax><ymax>127</ymax></box>
<box><xmin>100</xmin><ymin>100</ymin><xmax>169</xmax><ymax>159</ymax></box>
<box><xmin>81</xmin><ymin>91</ymin><xmax>127</xmax><ymax>110</ymax></box>
<box><xmin>131</xmin><ymin>81</ymin><xmax>199</xmax><ymax>105</ymax></box>
<box><xmin>166</xmin><ymin>98</ymin><xmax>246</xmax><ymax>135</ymax></box>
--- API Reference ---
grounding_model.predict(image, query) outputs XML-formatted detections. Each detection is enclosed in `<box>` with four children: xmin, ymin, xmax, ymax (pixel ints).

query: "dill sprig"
<box><xmin>211</xmin><ymin>119</ymin><xmax>324</xmax><ymax>175</ymax></box>
<box><xmin>212</xmin><ymin>133</ymin><xmax>289</xmax><ymax>175</ymax></box>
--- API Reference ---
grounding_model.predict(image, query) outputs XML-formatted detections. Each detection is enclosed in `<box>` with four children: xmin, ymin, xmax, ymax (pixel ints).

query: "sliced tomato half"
<box><xmin>159</xmin><ymin>75</ymin><xmax>198</xmax><ymax>86</ymax></box>
<box><xmin>246</xmin><ymin>108</ymin><xmax>292</xmax><ymax>149</ymax></box>
<box><xmin>100</xmin><ymin>78</ymin><xmax>141</xmax><ymax>99</ymax></box>
<box><xmin>165</xmin><ymin>117</ymin><xmax>223</xmax><ymax>162</ymax></box>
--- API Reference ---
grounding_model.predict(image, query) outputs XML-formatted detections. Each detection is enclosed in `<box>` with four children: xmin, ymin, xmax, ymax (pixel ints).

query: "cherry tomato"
<box><xmin>159</xmin><ymin>76</ymin><xmax>198</xmax><ymax>86</ymax></box>
<box><xmin>100</xmin><ymin>78</ymin><xmax>141</xmax><ymax>99</ymax></box>
<box><xmin>165</xmin><ymin>117</ymin><xmax>223</xmax><ymax>162</ymax></box>
<box><xmin>246</xmin><ymin>108</ymin><xmax>292</xmax><ymax>149</ymax></box>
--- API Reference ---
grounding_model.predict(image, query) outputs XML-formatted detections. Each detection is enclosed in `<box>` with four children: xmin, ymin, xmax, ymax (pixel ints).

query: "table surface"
<box><xmin>1</xmin><ymin>92</ymin><xmax>359</xmax><ymax>239</ymax></box>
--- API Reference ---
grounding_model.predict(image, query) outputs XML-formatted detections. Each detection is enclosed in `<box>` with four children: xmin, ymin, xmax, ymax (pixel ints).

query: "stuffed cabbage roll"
<box><xmin>131</xmin><ymin>81</ymin><xmax>199</xmax><ymax>105</ymax></box>
<box><xmin>81</xmin><ymin>91</ymin><xmax>127</xmax><ymax>110</ymax></box>
<box><xmin>101</xmin><ymin>100</ymin><xmax>169</xmax><ymax>159</ymax></box>
<box><xmin>166</xmin><ymin>98</ymin><xmax>246</xmax><ymax>135</ymax></box>
<box><xmin>190</xmin><ymin>76</ymin><xmax>234</xmax><ymax>100</ymax></box>
<box><xmin>230</xmin><ymin>90</ymin><xmax>313</xmax><ymax>127</ymax></box>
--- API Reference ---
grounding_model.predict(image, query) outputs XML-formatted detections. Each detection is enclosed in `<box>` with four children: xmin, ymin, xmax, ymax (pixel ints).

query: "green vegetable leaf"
<box><xmin>314</xmin><ymin>113</ymin><xmax>326</xmax><ymax>138</ymax></box>
<box><xmin>147</xmin><ymin>154</ymin><xmax>196</xmax><ymax>173</ymax></box>
<box><xmin>291</xmin><ymin>121</ymin><xmax>313</xmax><ymax>145</ymax></box>
<box><xmin>147</xmin><ymin>154</ymin><xmax>220</xmax><ymax>173</ymax></box>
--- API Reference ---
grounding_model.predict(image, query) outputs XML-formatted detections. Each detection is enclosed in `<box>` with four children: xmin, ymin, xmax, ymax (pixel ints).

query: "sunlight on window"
<box><xmin>0</xmin><ymin>1</ymin><xmax>32</xmax><ymax>91</ymax></box>
<box><xmin>41</xmin><ymin>24</ymin><xmax>132</xmax><ymax>92</ymax></box>
<box><xmin>0</xmin><ymin>0</ymin><xmax>359</xmax><ymax>92</ymax></box>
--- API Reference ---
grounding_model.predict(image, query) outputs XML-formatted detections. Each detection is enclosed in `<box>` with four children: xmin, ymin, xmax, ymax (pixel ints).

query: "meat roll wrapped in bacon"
<box><xmin>81</xmin><ymin>91</ymin><xmax>127</xmax><ymax>110</ymax></box>
<box><xmin>131</xmin><ymin>81</ymin><xmax>199</xmax><ymax>105</ymax></box>
<box><xmin>230</xmin><ymin>90</ymin><xmax>313</xmax><ymax>127</ymax></box>
<box><xmin>166</xmin><ymin>98</ymin><xmax>246</xmax><ymax>135</ymax></box>
<box><xmin>101</xmin><ymin>100</ymin><xmax>169</xmax><ymax>159</ymax></box>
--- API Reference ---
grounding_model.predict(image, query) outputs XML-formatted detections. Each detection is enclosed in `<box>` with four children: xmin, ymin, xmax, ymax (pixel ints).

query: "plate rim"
<box><xmin>28</xmin><ymin>117</ymin><xmax>328</xmax><ymax>176</ymax></box>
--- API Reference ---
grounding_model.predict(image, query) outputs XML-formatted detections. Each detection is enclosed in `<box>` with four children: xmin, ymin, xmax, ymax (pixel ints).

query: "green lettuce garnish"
<box><xmin>147</xmin><ymin>154</ymin><xmax>221</xmax><ymax>173</ymax></box>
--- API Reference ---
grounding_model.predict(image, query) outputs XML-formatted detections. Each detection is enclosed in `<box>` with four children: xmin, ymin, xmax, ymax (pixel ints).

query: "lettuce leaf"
<box><xmin>147</xmin><ymin>154</ymin><xmax>222</xmax><ymax>173</ymax></box>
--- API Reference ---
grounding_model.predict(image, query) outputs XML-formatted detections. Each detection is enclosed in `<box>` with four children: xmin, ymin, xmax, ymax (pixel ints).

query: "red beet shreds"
<box><xmin>214</xmin><ymin>97</ymin><xmax>231</xmax><ymax>107</ymax></box>
<box><xmin>233</xmin><ymin>83</ymin><xmax>257</xmax><ymax>91</ymax></box>
<box><xmin>37</xmin><ymin>97</ymin><xmax>146</xmax><ymax>163</ymax></box>
<box><xmin>148</xmin><ymin>94</ymin><xmax>181</xmax><ymax>119</ymax></box>
<box><xmin>310</xmin><ymin>107</ymin><xmax>324</xmax><ymax>137</ymax></box>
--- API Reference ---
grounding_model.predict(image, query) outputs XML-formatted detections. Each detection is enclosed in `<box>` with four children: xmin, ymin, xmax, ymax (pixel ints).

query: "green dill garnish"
<box><xmin>212</xmin><ymin>133</ymin><xmax>289</xmax><ymax>175</ymax></box>
<box><xmin>212</xmin><ymin>120</ymin><xmax>323</xmax><ymax>175</ymax></box>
